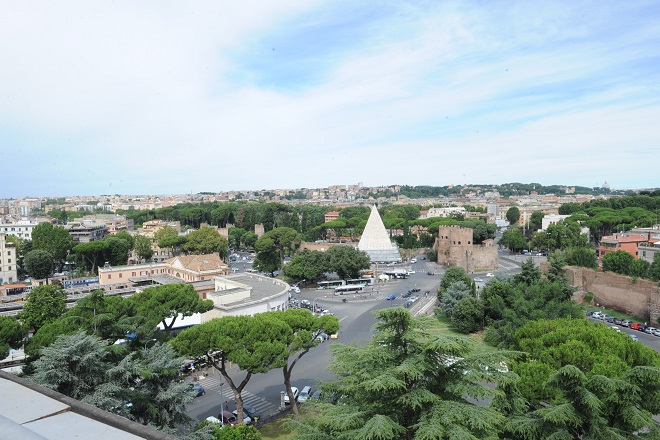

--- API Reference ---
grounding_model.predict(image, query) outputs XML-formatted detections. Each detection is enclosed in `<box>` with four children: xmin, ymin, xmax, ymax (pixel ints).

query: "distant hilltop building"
<box><xmin>602</xmin><ymin>181</ymin><xmax>610</xmax><ymax>190</ymax></box>
<box><xmin>358</xmin><ymin>205</ymin><xmax>401</xmax><ymax>263</ymax></box>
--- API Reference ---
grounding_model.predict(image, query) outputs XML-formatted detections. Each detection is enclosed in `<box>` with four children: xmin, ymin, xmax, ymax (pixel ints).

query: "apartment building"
<box><xmin>597</xmin><ymin>233</ymin><xmax>649</xmax><ymax>266</ymax></box>
<box><xmin>0</xmin><ymin>234</ymin><xmax>17</xmax><ymax>284</ymax></box>
<box><xmin>0</xmin><ymin>217</ymin><xmax>53</xmax><ymax>240</ymax></box>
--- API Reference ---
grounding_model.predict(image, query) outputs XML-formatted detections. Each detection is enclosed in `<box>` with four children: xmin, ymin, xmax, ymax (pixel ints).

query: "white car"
<box><xmin>410</xmin><ymin>258</ymin><xmax>417</xmax><ymax>263</ymax></box>
<box><xmin>284</xmin><ymin>387</ymin><xmax>299</xmax><ymax>404</ymax></box>
<box><xmin>486</xmin><ymin>273</ymin><xmax>494</xmax><ymax>277</ymax></box>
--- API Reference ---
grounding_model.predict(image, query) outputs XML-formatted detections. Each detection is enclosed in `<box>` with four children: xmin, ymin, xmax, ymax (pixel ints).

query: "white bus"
<box><xmin>348</xmin><ymin>277</ymin><xmax>374</xmax><ymax>286</ymax></box>
<box><xmin>317</xmin><ymin>280</ymin><xmax>345</xmax><ymax>290</ymax></box>
<box><xmin>333</xmin><ymin>284</ymin><xmax>365</xmax><ymax>295</ymax></box>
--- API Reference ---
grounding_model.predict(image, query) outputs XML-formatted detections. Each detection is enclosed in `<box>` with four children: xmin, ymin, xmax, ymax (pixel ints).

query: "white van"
<box><xmin>298</xmin><ymin>385</ymin><xmax>313</xmax><ymax>402</ymax></box>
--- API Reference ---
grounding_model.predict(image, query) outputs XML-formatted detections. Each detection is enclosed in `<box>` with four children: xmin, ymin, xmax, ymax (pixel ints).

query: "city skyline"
<box><xmin>1</xmin><ymin>1</ymin><xmax>659</xmax><ymax>198</ymax></box>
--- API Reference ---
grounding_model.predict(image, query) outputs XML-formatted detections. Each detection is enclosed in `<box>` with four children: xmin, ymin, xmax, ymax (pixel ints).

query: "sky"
<box><xmin>1</xmin><ymin>0</ymin><xmax>659</xmax><ymax>198</ymax></box>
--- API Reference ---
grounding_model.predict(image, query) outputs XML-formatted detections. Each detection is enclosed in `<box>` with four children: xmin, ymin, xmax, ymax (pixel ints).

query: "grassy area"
<box><xmin>259</xmin><ymin>417</ymin><xmax>294</xmax><ymax>440</ymax></box>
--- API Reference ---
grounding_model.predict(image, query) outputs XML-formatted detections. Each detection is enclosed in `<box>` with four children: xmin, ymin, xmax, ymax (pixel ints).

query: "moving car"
<box><xmin>188</xmin><ymin>382</ymin><xmax>205</xmax><ymax>397</ymax></box>
<box><xmin>284</xmin><ymin>387</ymin><xmax>299</xmax><ymax>404</ymax></box>
<box><xmin>486</xmin><ymin>273</ymin><xmax>494</xmax><ymax>277</ymax></box>
<box><xmin>474</xmin><ymin>278</ymin><xmax>484</xmax><ymax>282</ymax></box>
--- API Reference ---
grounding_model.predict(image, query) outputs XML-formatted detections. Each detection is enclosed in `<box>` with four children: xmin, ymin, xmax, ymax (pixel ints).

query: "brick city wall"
<box><xmin>566</xmin><ymin>266</ymin><xmax>660</xmax><ymax>321</ymax></box>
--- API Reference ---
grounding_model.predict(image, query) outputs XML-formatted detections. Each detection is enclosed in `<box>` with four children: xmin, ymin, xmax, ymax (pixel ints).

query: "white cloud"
<box><xmin>0</xmin><ymin>0</ymin><xmax>659</xmax><ymax>197</ymax></box>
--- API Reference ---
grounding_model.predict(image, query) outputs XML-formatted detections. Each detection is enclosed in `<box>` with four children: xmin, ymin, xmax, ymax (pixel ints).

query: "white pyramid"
<box><xmin>358</xmin><ymin>205</ymin><xmax>401</xmax><ymax>262</ymax></box>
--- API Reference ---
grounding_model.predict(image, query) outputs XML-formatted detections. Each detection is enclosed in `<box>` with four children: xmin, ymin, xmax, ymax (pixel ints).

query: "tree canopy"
<box><xmin>289</xmin><ymin>308</ymin><xmax>513</xmax><ymax>439</ymax></box>
<box><xmin>20</xmin><ymin>284</ymin><xmax>67</xmax><ymax>332</ymax></box>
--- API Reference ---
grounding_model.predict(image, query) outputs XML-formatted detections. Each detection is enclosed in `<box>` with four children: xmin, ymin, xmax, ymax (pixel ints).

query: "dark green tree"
<box><xmin>0</xmin><ymin>316</ymin><xmax>23</xmax><ymax>359</ymax></box>
<box><xmin>324</xmin><ymin>245</ymin><xmax>371</xmax><ymax>279</ymax></box>
<box><xmin>565</xmin><ymin>246</ymin><xmax>598</xmax><ymax>269</ymax></box>
<box><xmin>288</xmin><ymin>308</ymin><xmax>512</xmax><ymax>439</ymax></box>
<box><xmin>254</xmin><ymin>227</ymin><xmax>301</xmax><ymax>270</ymax></box>
<box><xmin>438</xmin><ymin>267</ymin><xmax>473</xmax><ymax>296</ymax></box>
<box><xmin>506</xmin><ymin>207</ymin><xmax>521</xmax><ymax>225</ymax></box>
<box><xmin>133</xmin><ymin>235</ymin><xmax>154</xmax><ymax>262</ymax></box>
<box><xmin>282</xmin><ymin>250</ymin><xmax>328</xmax><ymax>283</ymax></box>
<box><xmin>31</xmin><ymin>222</ymin><xmax>74</xmax><ymax>271</ymax></box>
<box><xmin>602</xmin><ymin>250</ymin><xmax>635</xmax><ymax>275</ymax></box>
<box><xmin>183</xmin><ymin>225</ymin><xmax>229</xmax><ymax>259</ymax></box>
<box><xmin>30</xmin><ymin>330</ymin><xmax>109</xmax><ymax>400</ymax></box>
<box><xmin>20</xmin><ymin>285</ymin><xmax>67</xmax><ymax>332</ymax></box>
<box><xmin>24</xmin><ymin>249</ymin><xmax>54</xmax><ymax>280</ymax></box>
<box><xmin>171</xmin><ymin>314</ymin><xmax>292</xmax><ymax>423</ymax></box>
<box><xmin>102</xmin><ymin>235</ymin><xmax>131</xmax><ymax>266</ymax></box>
<box><xmin>273</xmin><ymin>309</ymin><xmax>339</xmax><ymax>416</ymax></box>
<box><xmin>498</xmin><ymin>228</ymin><xmax>527</xmax><ymax>253</ymax></box>
<box><xmin>451</xmin><ymin>296</ymin><xmax>484</xmax><ymax>334</ymax></box>
<box><xmin>514</xmin><ymin>258</ymin><xmax>541</xmax><ymax>285</ymax></box>
<box><xmin>129</xmin><ymin>284</ymin><xmax>213</xmax><ymax>336</ymax></box>
<box><xmin>439</xmin><ymin>281</ymin><xmax>471</xmax><ymax>318</ymax></box>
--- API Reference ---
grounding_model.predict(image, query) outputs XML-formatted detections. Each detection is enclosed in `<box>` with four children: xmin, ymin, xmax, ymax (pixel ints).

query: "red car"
<box><xmin>630</xmin><ymin>322</ymin><xmax>640</xmax><ymax>330</ymax></box>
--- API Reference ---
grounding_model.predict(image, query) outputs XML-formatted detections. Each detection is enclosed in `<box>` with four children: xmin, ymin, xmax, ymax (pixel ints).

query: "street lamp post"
<box><xmin>220</xmin><ymin>381</ymin><xmax>225</xmax><ymax>425</ymax></box>
<box><xmin>144</xmin><ymin>339</ymin><xmax>157</xmax><ymax>350</ymax></box>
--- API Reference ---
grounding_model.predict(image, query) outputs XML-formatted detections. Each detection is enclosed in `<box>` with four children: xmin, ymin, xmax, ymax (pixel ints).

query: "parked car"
<box><xmin>386</xmin><ymin>294</ymin><xmax>396</xmax><ymax>300</ymax></box>
<box><xmin>652</xmin><ymin>328</ymin><xmax>660</xmax><ymax>337</ymax></box>
<box><xmin>474</xmin><ymin>278</ymin><xmax>484</xmax><ymax>283</ymax></box>
<box><xmin>410</xmin><ymin>258</ymin><xmax>417</xmax><ymax>263</ymax></box>
<box><xmin>316</xmin><ymin>332</ymin><xmax>329</xmax><ymax>342</ymax></box>
<box><xmin>402</xmin><ymin>291</ymin><xmax>411</xmax><ymax>298</ymax></box>
<box><xmin>298</xmin><ymin>385</ymin><xmax>313</xmax><ymax>403</ymax></box>
<box><xmin>404</xmin><ymin>300</ymin><xmax>414</xmax><ymax>308</ymax></box>
<box><xmin>209</xmin><ymin>410</ymin><xmax>245</xmax><ymax>426</ymax></box>
<box><xmin>621</xmin><ymin>320</ymin><xmax>631</xmax><ymax>327</ymax></box>
<box><xmin>309</xmin><ymin>389</ymin><xmax>322</xmax><ymax>401</ymax></box>
<box><xmin>188</xmin><ymin>382</ymin><xmax>205</xmax><ymax>397</ymax></box>
<box><xmin>410</xmin><ymin>288</ymin><xmax>421</xmax><ymax>292</ymax></box>
<box><xmin>605</xmin><ymin>316</ymin><xmax>615</xmax><ymax>323</ymax></box>
<box><xmin>637</xmin><ymin>324</ymin><xmax>649</xmax><ymax>332</ymax></box>
<box><xmin>427</xmin><ymin>272</ymin><xmax>434</xmax><ymax>276</ymax></box>
<box><xmin>645</xmin><ymin>326</ymin><xmax>658</xmax><ymax>335</ymax></box>
<box><xmin>241</xmin><ymin>405</ymin><xmax>260</xmax><ymax>422</ymax></box>
<box><xmin>630</xmin><ymin>322</ymin><xmax>640</xmax><ymax>330</ymax></box>
<box><xmin>486</xmin><ymin>272</ymin><xmax>494</xmax><ymax>277</ymax></box>
<box><xmin>232</xmin><ymin>409</ymin><xmax>253</xmax><ymax>425</ymax></box>
<box><xmin>591</xmin><ymin>311</ymin><xmax>603</xmax><ymax>319</ymax></box>
<box><xmin>284</xmin><ymin>387</ymin><xmax>299</xmax><ymax>404</ymax></box>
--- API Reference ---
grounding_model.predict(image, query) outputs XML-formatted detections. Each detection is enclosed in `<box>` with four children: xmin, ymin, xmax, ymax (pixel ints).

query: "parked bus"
<box><xmin>333</xmin><ymin>284</ymin><xmax>365</xmax><ymax>295</ymax></box>
<box><xmin>317</xmin><ymin>280</ymin><xmax>345</xmax><ymax>290</ymax></box>
<box><xmin>347</xmin><ymin>277</ymin><xmax>374</xmax><ymax>286</ymax></box>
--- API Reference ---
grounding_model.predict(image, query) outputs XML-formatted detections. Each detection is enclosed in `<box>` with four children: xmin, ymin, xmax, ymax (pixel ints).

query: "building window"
<box><xmin>119</xmin><ymin>273</ymin><xmax>122</xmax><ymax>278</ymax></box>
<box><xmin>132</xmin><ymin>272</ymin><xmax>136</xmax><ymax>276</ymax></box>
<box><xmin>108</xmin><ymin>274</ymin><xmax>112</xmax><ymax>279</ymax></box>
